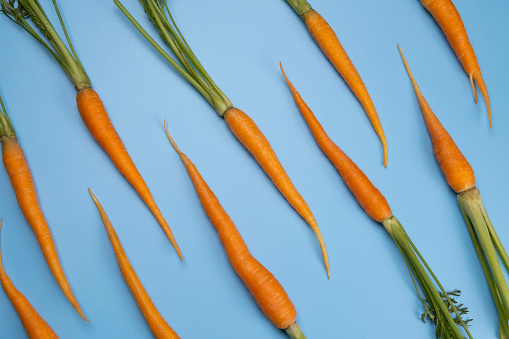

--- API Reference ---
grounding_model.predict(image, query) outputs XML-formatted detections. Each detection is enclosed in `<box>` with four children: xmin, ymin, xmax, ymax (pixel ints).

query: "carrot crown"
<box><xmin>115</xmin><ymin>0</ymin><xmax>232</xmax><ymax>116</ymax></box>
<box><xmin>0</xmin><ymin>94</ymin><xmax>15</xmax><ymax>138</ymax></box>
<box><xmin>285</xmin><ymin>0</ymin><xmax>312</xmax><ymax>18</ymax></box>
<box><xmin>1</xmin><ymin>0</ymin><xmax>91</xmax><ymax>91</ymax></box>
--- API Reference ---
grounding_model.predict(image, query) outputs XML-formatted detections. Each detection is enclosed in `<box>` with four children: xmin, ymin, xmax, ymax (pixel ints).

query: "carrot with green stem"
<box><xmin>399</xmin><ymin>44</ymin><xmax>508</xmax><ymax>338</ymax></box>
<box><xmin>88</xmin><ymin>190</ymin><xmax>180</xmax><ymax>339</ymax></box>
<box><xmin>284</xmin><ymin>0</ymin><xmax>388</xmax><ymax>166</ymax></box>
<box><xmin>419</xmin><ymin>0</ymin><xmax>491</xmax><ymax>128</ymax></box>
<box><xmin>0</xmin><ymin>92</ymin><xmax>86</xmax><ymax>321</ymax></box>
<box><xmin>0</xmin><ymin>219</ymin><xmax>60</xmax><ymax>339</ymax></box>
<box><xmin>115</xmin><ymin>0</ymin><xmax>329</xmax><ymax>278</ymax></box>
<box><xmin>0</xmin><ymin>0</ymin><xmax>181</xmax><ymax>261</ymax></box>
<box><xmin>280</xmin><ymin>63</ymin><xmax>472</xmax><ymax>338</ymax></box>
<box><xmin>164</xmin><ymin>121</ymin><xmax>305</xmax><ymax>339</ymax></box>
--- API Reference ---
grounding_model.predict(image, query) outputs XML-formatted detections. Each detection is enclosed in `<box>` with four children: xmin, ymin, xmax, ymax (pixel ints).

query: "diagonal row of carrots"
<box><xmin>0</xmin><ymin>0</ymin><xmax>502</xmax><ymax>338</ymax></box>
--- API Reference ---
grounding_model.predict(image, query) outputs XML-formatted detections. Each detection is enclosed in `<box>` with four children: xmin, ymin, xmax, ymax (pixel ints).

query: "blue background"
<box><xmin>0</xmin><ymin>0</ymin><xmax>508</xmax><ymax>338</ymax></box>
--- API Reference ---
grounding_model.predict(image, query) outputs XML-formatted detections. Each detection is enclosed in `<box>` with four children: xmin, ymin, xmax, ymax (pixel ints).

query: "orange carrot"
<box><xmin>420</xmin><ymin>0</ymin><xmax>491</xmax><ymax>128</ymax></box>
<box><xmin>0</xmin><ymin>219</ymin><xmax>60</xmax><ymax>339</ymax></box>
<box><xmin>164</xmin><ymin>122</ymin><xmax>306</xmax><ymax>338</ymax></box>
<box><xmin>398</xmin><ymin>45</ymin><xmax>476</xmax><ymax>193</ymax></box>
<box><xmin>285</xmin><ymin>0</ymin><xmax>388</xmax><ymax>166</ymax></box>
<box><xmin>88</xmin><ymin>190</ymin><xmax>180</xmax><ymax>339</ymax></box>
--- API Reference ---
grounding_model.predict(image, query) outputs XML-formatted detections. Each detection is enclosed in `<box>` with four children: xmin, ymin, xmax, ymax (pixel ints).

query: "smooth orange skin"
<box><xmin>0</xmin><ymin>221</ymin><xmax>60</xmax><ymax>339</ymax></box>
<box><xmin>223</xmin><ymin>107</ymin><xmax>330</xmax><ymax>278</ymax></box>
<box><xmin>280</xmin><ymin>65</ymin><xmax>392</xmax><ymax>223</ymax></box>
<box><xmin>420</xmin><ymin>0</ymin><xmax>491</xmax><ymax>128</ymax></box>
<box><xmin>1</xmin><ymin>137</ymin><xmax>87</xmax><ymax>321</ymax></box>
<box><xmin>303</xmin><ymin>9</ymin><xmax>388</xmax><ymax>166</ymax></box>
<box><xmin>76</xmin><ymin>88</ymin><xmax>182</xmax><ymax>261</ymax></box>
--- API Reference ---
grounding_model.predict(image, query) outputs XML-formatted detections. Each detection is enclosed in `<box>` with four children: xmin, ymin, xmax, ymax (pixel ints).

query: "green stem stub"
<box><xmin>285</xmin><ymin>322</ymin><xmax>307</xmax><ymax>339</ymax></box>
<box><xmin>0</xmin><ymin>93</ymin><xmax>15</xmax><ymax>138</ymax></box>
<box><xmin>285</xmin><ymin>0</ymin><xmax>312</xmax><ymax>18</ymax></box>
<box><xmin>458</xmin><ymin>187</ymin><xmax>509</xmax><ymax>338</ymax></box>
<box><xmin>382</xmin><ymin>216</ymin><xmax>472</xmax><ymax>339</ymax></box>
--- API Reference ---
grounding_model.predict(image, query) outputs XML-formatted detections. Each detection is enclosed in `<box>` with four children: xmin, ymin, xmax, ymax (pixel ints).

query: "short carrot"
<box><xmin>164</xmin><ymin>122</ymin><xmax>305</xmax><ymax>339</ymax></box>
<box><xmin>420</xmin><ymin>0</ymin><xmax>491</xmax><ymax>128</ymax></box>
<box><xmin>115</xmin><ymin>0</ymin><xmax>329</xmax><ymax>279</ymax></box>
<box><xmin>280</xmin><ymin>63</ymin><xmax>472</xmax><ymax>338</ymax></box>
<box><xmin>0</xmin><ymin>0</ymin><xmax>181</xmax><ymax>261</ymax></box>
<box><xmin>284</xmin><ymin>0</ymin><xmax>388</xmax><ymax>166</ymax></box>
<box><xmin>88</xmin><ymin>190</ymin><xmax>180</xmax><ymax>339</ymax></box>
<box><xmin>0</xmin><ymin>219</ymin><xmax>60</xmax><ymax>339</ymax></box>
<box><xmin>399</xmin><ymin>44</ymin><xmax>509</xmax><ymax>338</ymax></box>
<box><xmin>0</xmin><ymin>93</ymin><xmax>87</xmax><ymax>321</ymax></box>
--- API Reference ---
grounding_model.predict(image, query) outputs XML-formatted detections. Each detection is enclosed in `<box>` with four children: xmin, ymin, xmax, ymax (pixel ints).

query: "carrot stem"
<box><xmin>284</xmin><ymin>0</ymin><xmax>311</xmax><ymax>17</ymax></box>
<box><xmin>0</xmin><ymin>93</ymin><xmax>15</xmax><ymax>138</ymax></box>
<box><xmin>285</xmin><ymin>322</ymin><xmax>307</xmax><ymax>339</ymax></box>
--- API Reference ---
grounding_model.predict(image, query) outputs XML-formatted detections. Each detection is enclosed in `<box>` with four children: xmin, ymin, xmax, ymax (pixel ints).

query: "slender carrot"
<box><xmin>284</xmin><ymin>0</ymin><xmax>388</xmax><ymax>166</ymax></box>
<box><xmin>280</xmin><ymin>63</ymin><xmax>472</xmax><ymax>338</ymax></box>
<box><xmin>399</xmin><ymin>44</ymin><xmax>509</xmax><ymax>338</ymax></box>
<box><xmin>0</xmin><ymin>0</ymin><xmax>182</xmax><ymax>261</ymax></box>
<box><xmin>164</xmin><ymin>122</ymin><xmax>305</xmax><ymax>338</ymax></box>
<box><xmin>420</xmin><ymin>0</ymin><xmax>491</xmax><ymax>128</ymax></box>
<box><xmin>115</xmin><ymin>0</ymin><xmax>329</xmax><ymax>278</ymax></box>
<box><xmin>0</xmin><ymin>219</ymin><xmax>60</xmax><ymax>339</ymax></box>
<box><xmin>88</xmin><ymin>190</ymin><xmax>180</xmax><ymax>339</ymax></box>
<box><xmin>0</xmin><ymin>93</ymin><xmax>87</xmax><ymax>321</ymax></box>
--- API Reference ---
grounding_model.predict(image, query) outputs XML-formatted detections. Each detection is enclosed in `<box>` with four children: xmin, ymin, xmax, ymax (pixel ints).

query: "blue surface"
<box><xmin>0</xmin><ymin>0</ymin><xmax>508</xmax><ymax>338</ymax></box>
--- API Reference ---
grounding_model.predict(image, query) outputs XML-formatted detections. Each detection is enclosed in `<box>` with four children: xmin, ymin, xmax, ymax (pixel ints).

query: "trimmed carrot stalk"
<box><xmin>164</xmin><ymin>122</ymin><xmax>305</xmax><ymax>337</ymax></box>
<box><xmin>88</xmin><ymin>190</ymin><xmax>180</xmax><ymax>339</ymax></box>
<box><xmin>280</xmin><ymin>63</ymin><xmax>472</xmax><ymax>338</ymax></box>
<box><xmin>420</xmin><ymin>0</ymin><xmax>491</xmax><ymax>128</ymax></box>
<box><xmin>285</xmin><ymin>0</ymin><xmax>388</xmax><ymax>166</ymax></box>
<box><xmin>0</xmin><ymin>220</ymin><xmax>60</xmax><ymax>339</ymax></box>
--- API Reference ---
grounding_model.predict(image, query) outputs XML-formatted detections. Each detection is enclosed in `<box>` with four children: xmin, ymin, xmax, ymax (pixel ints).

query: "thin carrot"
<box><xmin>88</xmin><ymin>190</ymin><xmax>180</xmax><ymax>339</ymax></box>
<box><xmin>0</xmin><ymin>93</ymin><xmax>87</xmax><ymax>321</ymax></box>
<box><xmin>115</xmin><ymin>0</ymin><xmax>329</xmax><ymax>279</ymax></box>
<box><xmin>0</xmin><ymin>219</ymin><xmax>60</xmax><ymax>339</ymax></box>
<box><xmin>0</xmin><ymin>0</ymin><xmax>182</xmax><ymax>261</ymax></box>
<box><xmin>280</xmin><ymin>63</ymin><xmax>472</xmax><ymax>338</ymax></box>
<box><xmin>399</xmin><ymin>44</ymin><xmax>509</xmax><ymax>338</ymax></box>
<box><xmin>164</xmin><ymin>122</ymin><xmax>305</xmax><ymax>339</ymax></box>
<box><xmin>284</xmin><ymin>0</ymin><xmax>388</xmax><ymax>166</ymax></box>
<box><xmin>420</xmin><ymin>0</ymin><xmax>491</xmax><ymax>128</ymax></box>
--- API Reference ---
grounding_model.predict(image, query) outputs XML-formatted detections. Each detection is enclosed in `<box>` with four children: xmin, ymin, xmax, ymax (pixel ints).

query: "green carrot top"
<box><xmin>1</xmin><ymin>0</ymin><xmax>90</xmax><ymax>91</ymax></box>
<box><xmin>115</xmin><ymin>0</ymin><xmax>232</xmax><ymax>115</ymax></box>
<box><xmin>285</xmin><ymin>0</ymin><xmax>312</xmax><ymax>17</ymax></box>
<box><xmin>0</xmin><ymin>94</ymin><xmax>14</xmax><ymax>138</ymax></box>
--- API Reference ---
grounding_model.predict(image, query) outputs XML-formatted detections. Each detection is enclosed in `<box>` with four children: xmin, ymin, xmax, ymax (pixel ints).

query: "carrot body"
<box><xmin>280</xmin><ymin>65</ymin><xmax>392</xmax><ymax>222</ymax></box>
<box><xmin>89</xmin><ymin>191</ymin><xmax>180</xmax><ymax>339</ymax></box>
<box><xmin>0</xmin><ymin>220</ymin><xmax>59</xmax><ymax>339</ymax></box>
<box><xmin>1</xmin><ymin>136</ymin><xmax>87</xmax><ymax>321</ymax></box>
<box><xmin>76</xmin><ymin>88</ymin><xmax>182</xmax><ymax>261</ymax></box>
<box><xmin>399</xmin><ymin>46</ymin><xmax>476</xmax><ymax>193</ymax></box>
<box><xmin>420</xmin><ymin>0</ymin><xmax>491</xmax><ymax>128</ymax></box>
<box><xmin>165</xmin><ymin>126</ymin><xmax>298</xmax><ymax>330</ymax></box>
<box><xmin>301</xmin><ymin>8</ymin><xmax>388</xmax><ymax>166</ymax></box>
<box><xmin>223</xmin><ymin>107</ymin><xmax>329</xmax><ymax>278</ymax></box>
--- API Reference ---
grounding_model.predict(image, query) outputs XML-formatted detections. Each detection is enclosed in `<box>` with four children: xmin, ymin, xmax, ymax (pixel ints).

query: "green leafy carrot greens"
<box><xmin>0</xmin><ymin>0</ymin><xmax>182</xmax><ymax>260</ymax></box>
<box><xmin>115</xmin><ymin>0</ymin><xmax>330</xmax><ymax>278</ymax></box>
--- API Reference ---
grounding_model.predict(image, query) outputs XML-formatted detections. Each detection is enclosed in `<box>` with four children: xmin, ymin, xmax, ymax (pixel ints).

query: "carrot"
<box><xmin>399</xmin><ymin>44</ymin><xmax>509</xmax><ymax>338</ymax></box>
<box><xmin>0</xmin><ymin>219</ymin><xmax>60</xmax><ymax>339</ymax></box>
<box><xmin>88</xmin><ymin>190</ymin><xmax>180</xmax><ymax>339</ymax></box>
<box><xmin>0</xmin><ymin>93</ymin><xmax>87</xmax><ymax>321</ymax></box>
<box><xmin>280</xmin><ymin>63</ymin><xmax>472</xmax><ymax>338</ymax></box>
<box><xmin>164</xmin><ymin>122</ymin><xmax>305</xmax><ymax>339</ymax></box>
<box><xmin>115</xmin><ymin>0</ymin><xmax>329</xmax><ymax>279</ymax></box>
<box><xmin>284</xmin><ymin>0</ymin><xmax>388</xmax><ymax>166</ymax></box>
<box><xmin>1</xmin><ymin>0</ymin><xmax>182</xmax><ymax>261</ymax></box>
<box><xmin>420</xmin><ymin>0</ymin><xmax>491</xmax><ymax>128</ymax></box>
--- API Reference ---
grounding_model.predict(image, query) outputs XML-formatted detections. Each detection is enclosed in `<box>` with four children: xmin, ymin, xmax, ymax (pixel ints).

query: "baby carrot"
<box><xmin>0</xmin><ymin>220</ymin><xmax>60</xmax><ymax>339</ymax></box>
<box><xmin>89</xmin><ymin>190</ymin><xmax>180</xmax><ymax>339</ymax></box>
<box><xmin>164</xmin><ymin>122</ymin><xmax>305</xmax><ymax>338</ymax></box>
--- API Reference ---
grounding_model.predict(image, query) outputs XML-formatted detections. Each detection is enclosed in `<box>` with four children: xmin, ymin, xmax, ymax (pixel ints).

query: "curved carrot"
<box><xmin>88</xmin><ymin>190</ymin><xmax>180</xmax><ymax>339</ymax></box>
<box><xmin>164</xmin><ymin>122</ymin><xmax>305</xmax><ymax>337</ymax></box>
<box><xmin>0</xmin><ymin>220</ymin><xmax>60</xmax><ymax>339</ymax></box>
<box><xmin>398</xmin><ymin>45</ymin><xmax>475</xmax><ymax>193</ymax></box>
<box><xmin>420</xmin><ymin>0</ymin><xmax>491</xmax><ymax>128</ymax></box>
<box><xmin>285</xmin><ymin>0</ymin><xmax>388</xmax><ymax>166</ymax></box>
<box><xmin>279</xmin><ymin>64</ymin><xmax>392</xmax><ymax>222</ymax></box>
